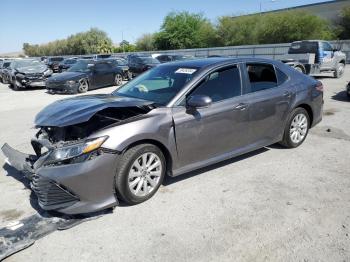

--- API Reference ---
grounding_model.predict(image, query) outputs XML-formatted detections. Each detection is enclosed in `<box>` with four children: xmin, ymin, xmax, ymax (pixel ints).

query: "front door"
<box><xmin>172</xmin><ymin>65</ymin><xmax>251</xmax><ymax>169</ymax></box>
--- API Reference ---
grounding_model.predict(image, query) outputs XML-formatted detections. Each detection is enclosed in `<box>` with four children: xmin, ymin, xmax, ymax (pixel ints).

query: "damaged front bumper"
<box><xmin>2</xmin><ymin>143</ymin><xmax>119</xmax><ymax>215</ymax></box>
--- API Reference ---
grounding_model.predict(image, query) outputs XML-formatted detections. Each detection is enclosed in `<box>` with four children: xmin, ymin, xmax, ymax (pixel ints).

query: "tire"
<box><xmin>279</xmin><ymin>107</ymin><xmax>310</xmax><ymax>148</ymax></box>
<box><xmin>77</xmin><ymin>78</ymin><xmax>89</xmax><ymax>93</ymax></box>
<box><xmin>115</xmin><ymin>144</ymin><xmax>166</xmax><ymax>205</ymax></box>
<box><xmin>114</xmin><ymin>73</ymin><xmax>123</xmax><ymax>86</ymax></box>
<box><xmin>334</xmin><ymin>63</ymin><xmax>345</xmax><ymax>78</ymax></box>
<box><xmin>12</xmin><ymin>79</ymin><xmax>19</xmax><ymax>91</ymax></box>
<box><xmin>294</xmin><ymin>66</ymin><xmax>304</xmax><ymax>74</ymax></box>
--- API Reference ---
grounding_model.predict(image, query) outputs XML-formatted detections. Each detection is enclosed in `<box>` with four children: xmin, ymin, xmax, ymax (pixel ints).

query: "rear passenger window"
<box><xmin>246</xmin><ymin>63</ymin><xmax>277</xmax><ymax>93</ymax></box>
<box><xmin>276</xmin><ymin>68</ymin><xmax>288</xmax><ymax>85</ymax></box>
<box><xmin>190</xmin><ymin>66</ymin><xmax>241</xmax><ymax>103</ymax></box>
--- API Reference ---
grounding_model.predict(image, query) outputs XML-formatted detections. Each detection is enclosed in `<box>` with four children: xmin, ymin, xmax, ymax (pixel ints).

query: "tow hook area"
<box><xmin>0</xmin><ymin>210</ymin><xmax>112</xmax><ymax>261</ymax></box>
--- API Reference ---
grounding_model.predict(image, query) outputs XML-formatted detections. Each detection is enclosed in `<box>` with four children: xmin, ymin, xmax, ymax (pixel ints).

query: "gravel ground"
<box><xmin>0</xmin><ymin>70</ymin><xmax>349</xmax><ymax>262</ymax></box>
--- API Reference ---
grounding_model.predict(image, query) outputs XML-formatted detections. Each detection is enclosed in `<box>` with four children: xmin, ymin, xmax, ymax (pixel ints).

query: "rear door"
<box><xmin>242</xmin><ymin>62</ymin><xmax>294</xmax><ymax>145</ymax></box>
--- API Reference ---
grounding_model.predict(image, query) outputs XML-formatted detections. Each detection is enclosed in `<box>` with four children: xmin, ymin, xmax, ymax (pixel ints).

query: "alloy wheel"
<box><xmin>289</xmin><ymin>113</ymin><xmax>308</xmax><ymax>144</ymax></box>
<box><xmin>128</xmin><ymin>152</ymin><xmax>162</xmax><ymax>197</ymax></box>
<box><xmin>78</xmin><ymin>79</ymin><xmax>88</xmax><ymax>93</ymax></box>
<box><xmin>115</xmin><ymin>74</ymin><xmax>123</xmax><ymax>86</ymax></box>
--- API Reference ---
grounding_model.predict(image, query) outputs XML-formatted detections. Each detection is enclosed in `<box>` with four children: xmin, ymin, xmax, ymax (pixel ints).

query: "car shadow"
<box><xmin>331</xmin><ymin>90</ymin><xmax>349</xmax><ymax>102</ymax></box>
<box><xmin>9</xmin><ymin>86</ymin><xmax>46</xmax><ymax>92</ymax></box>
<box><xmin>163</xmin><ymin>147</ymin><xmax>269</xmax><ymax>186</ymax></box>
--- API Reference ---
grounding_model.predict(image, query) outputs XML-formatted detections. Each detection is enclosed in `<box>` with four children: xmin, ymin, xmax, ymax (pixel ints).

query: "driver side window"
<box><xmin>189</xmin><ymin>66</ymin><xmax>242</xmax><ymax>103</ymax></box>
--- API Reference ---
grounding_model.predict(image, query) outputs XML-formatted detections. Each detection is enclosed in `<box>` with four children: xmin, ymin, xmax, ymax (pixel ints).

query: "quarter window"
<box><xmin>246</xmin><ymin>63</ymin><xmax>278</xmax><ymax>93</ymax></box>
<box><xmin>189</xmin><ymin>66</ymin><xmax>241</xmax><ymax>103</ymax></box>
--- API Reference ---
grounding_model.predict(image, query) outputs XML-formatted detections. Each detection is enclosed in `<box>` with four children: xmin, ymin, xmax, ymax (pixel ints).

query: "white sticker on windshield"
<box><xmin>175</xmin><ymin>68</ymin><xmax>197</xmax><ymax>74</ymax></box>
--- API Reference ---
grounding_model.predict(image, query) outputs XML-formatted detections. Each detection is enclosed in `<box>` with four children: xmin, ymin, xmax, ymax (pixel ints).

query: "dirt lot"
<box><xmin>0</xmin><ymin>70</ymin><xmax>349</xmax><ymax>262</ymax></box>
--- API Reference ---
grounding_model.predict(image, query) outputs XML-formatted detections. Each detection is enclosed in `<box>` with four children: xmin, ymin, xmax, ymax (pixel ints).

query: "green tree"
<box><xmin>217</xmin><ymin>11</ymin><xmax>335</xmax><ymax>46</ymax></box>
<box><xmin>135</xmin><ymin>33</ymin><xmax>156</xmax><ymax>51</ymax></box>
<box><xmin>154</xmin><ymin>11</ymin><xmax>218</xmax><ymax>50</ymax></box>
<box><xmin>22</xmin><ymin>28</ymin><xmax>113</xmax><ymax>56</ymax></box>
<box><xmin>337</xmin><ymin>6</ymin><xmax>350</xmax><ymax>39</ymax></box>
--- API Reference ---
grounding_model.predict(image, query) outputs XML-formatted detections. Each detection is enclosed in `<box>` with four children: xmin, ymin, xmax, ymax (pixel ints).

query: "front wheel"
<box><xmin>77</xmin><ymin>78</ymin><xmax>89</xmax><ymax>93</ymax></box>
<box><xmin>280</xmin><ymin>108</ymin><xmax>310</xmax><ymax>148</ymax></box>
<box><xmin>115</xmin><ymin>144</ymin><xmax>166</xmax><ymax>205</ymax></box>
<box><xmin>114</xmin><ymin>73</ymin><xmax>123</xmax><ymax>86</ymax></box>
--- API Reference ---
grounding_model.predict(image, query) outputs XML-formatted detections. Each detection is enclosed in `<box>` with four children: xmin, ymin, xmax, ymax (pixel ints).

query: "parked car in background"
<box><xmin>128</xmin><ymin>55</ymin><xmax>160</xmax><ymax>76</ymax></box>
<box><xmin>58</xmin><ymin>58</ymin><xmax>78</xmax><ymax>72</ymax></box>
<box><xmin>0</xmin><ymin>61</ymin><xmax>13</xmax><ymax>84</ymax></box>
<box><xmin>281</xmin><ymin>40</ymin><xmax>346</xmax><ymax>78</ymax></box>
<box><xmin>8</xmin><ymin>59</ymin><xmax>52</xmax><ymax>90</ymax></box>
<box><xmin>153</xmin><ymin>54</ymin><xmax>195</xmax><ymax>63</ymax></box>
<box><xmin>107</xmin><ymin>58</ymin><xmax>132</xmax><ymax>80</ymax></box>
<box><xmin>2</xmin><ymin>57</ymin><xmax>323</xmax><ymax>214</ymax></box>
<box><xmin>46</xmin><ymin>59</ymin><xmax>125</xmax><ymax>93</ymax></box>
<box><xmin>46</xmin><ymin>57</ymin><xmax>64</xmax><ymax>72</ymax></box>
<box><xmin>93</xmin><ymin>54</ymin><xmax>112</xmax><ymax>60</ymax></box>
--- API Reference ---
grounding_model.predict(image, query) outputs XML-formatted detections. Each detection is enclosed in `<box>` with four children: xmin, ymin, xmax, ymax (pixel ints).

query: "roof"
<box><xmin>158</xmin><ymin>57</ymin><xmax>281</xmax><ymax>69</ymax></box>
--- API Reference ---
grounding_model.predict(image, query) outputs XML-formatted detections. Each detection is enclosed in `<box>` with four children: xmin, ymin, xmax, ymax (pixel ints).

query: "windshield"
<box><xmin>68</xmin><ymin>60</ymin><xmax>92</xmax><ymax>73</ymax></box>
<box><xmin>113</xmin><ymin>64</ymin><xmax>199</xmax><ymax>105</ymax></box>
<box><xmin>12</xmin><ymin>60</ymin><xmax>42</xmax><ymax>68</ymax></box>
<box><xmin>65</xmin><ymin>59</ymin><xmax>77</xmax><ymax>64</ymax></box>
<box><xmin>140</xmin><ymin>57</ymin><xmax>160</xmax><ymax>64</ymax></box>
<box><xmin>116</xmin><ymin>59</ymin><xmax>127</xmax><ymax>65</ymax></box>
<box><xmin>50</xmin><ymin>57</ymin><xmax>64</xmax><ymax>62</ymax></box>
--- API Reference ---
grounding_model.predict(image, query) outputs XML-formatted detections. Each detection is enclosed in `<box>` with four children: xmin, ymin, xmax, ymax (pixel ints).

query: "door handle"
<box><xmin>233</xmin><ymin>103</ymin><xmax>249</xmax><ymax>111</ymax></box>
<box><xmin>283</xmin><ymin>91</ymin><xmax>292</xmax><ymax>98</ymax></box>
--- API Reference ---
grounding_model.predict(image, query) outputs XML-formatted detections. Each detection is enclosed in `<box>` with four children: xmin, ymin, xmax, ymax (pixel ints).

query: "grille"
<box><xmin>25</xmin><ymin>73</ymin><xmax>44</xmax><ymax>80</ymax></box>
<box><xmin>31</xmin><ymin>175</ymin><xmax>79</xmax><ymax>210</ymax></box>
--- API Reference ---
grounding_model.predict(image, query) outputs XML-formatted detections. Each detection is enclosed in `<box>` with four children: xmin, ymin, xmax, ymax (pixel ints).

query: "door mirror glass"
<box><xmin>187</xmin><ymin>95</ymin><xmax>212</xmax><ymax>108</ymax></box>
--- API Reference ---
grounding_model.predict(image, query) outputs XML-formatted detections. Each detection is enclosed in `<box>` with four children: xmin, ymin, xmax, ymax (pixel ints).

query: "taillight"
<box><xmin>315</xmin><ymin>81</ymin><xmax>323</xmax><ymax>92</ymax></box>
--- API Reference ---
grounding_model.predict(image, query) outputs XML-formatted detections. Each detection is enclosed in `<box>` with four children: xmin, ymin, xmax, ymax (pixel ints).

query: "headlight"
<box><xmin>66</xmin><ymin>80</ymin><xmax>77</xmax><ymax>87</ymax></box>
<box><xmin>44</xmin><ymin>69</ymin><xmax>53</xmax><ymax>76</ymax></box>
<box><xmin>47</xmin><ymin>136</ymin><xmax>108</xmax><ymax>163</ymax></box>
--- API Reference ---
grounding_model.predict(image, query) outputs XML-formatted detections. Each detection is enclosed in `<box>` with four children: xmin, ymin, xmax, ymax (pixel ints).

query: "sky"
<box><xmin>0</xmin><ymin>0</ymin><xmax>330</xmax><ymax>54</ymax></box>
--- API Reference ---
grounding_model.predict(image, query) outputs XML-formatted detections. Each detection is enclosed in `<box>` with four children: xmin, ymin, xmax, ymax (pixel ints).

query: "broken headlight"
<box><xmin>47</xmin><ymin>136</ymin><xmax>108</xmax><ymax>164</ymax></box>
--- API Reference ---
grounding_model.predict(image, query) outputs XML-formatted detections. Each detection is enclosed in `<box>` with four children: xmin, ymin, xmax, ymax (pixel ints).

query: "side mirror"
<box><xmin>187</xmin><ymin>95</ymin><xmax>212</xmax><ymax>109</ymax></box>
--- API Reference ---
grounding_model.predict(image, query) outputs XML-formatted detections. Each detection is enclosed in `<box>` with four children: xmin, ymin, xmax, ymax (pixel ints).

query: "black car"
<box><xmin>107</xmin><ymin>58</ymin><xmax>132</xmax><ymax>80</ymax></box>
<box><xmin>346</xmin><ymin>82</ymin><xmax>350</xmax><ymax>98</ymax></box>
<box><xmin>0</xmin><ymin>61</ymin><xmax>11</xmax><ymax>83</ymax></box>
<box><xmin>155</xmin><ymin>54</ymin><xmax>194</xmax><ymax>63</ymax></box>
<box><xmin>46</xmin><ymin>60</ymin><xmax>125</xmax><ymax>94</ymax></box>
<box><xmin>8</xmin><ymin>59</ymin><xmax>53</xmax><ymax>90</ymax></box>
<box><xmin>128</xmin><ymin>55</ymin><xmax>160</xmax><ymax>77</ymax></box>
<box><xmin>46</xmin><ymin>57</ymin><xmax>64</xmax><ymax>72</ymax></box>
<box><xmin>58</xmin><ymin>58</ymin><xmax>78</xmax><ymax>72</ymax></box>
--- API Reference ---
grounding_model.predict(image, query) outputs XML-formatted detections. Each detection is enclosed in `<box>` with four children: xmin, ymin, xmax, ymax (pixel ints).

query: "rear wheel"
<box><xmin>280</xmin><ymin>108</ymin><xmax>310</xmax><ymax>148</ymax></box>
<box><xmin>294</xmin><ymin>66</ymin><xmax>304</xmax><ymax>74</ymax></box>
<box><xmin>115</xmin><ymin>144</ymin><xmax>166</xmax><ymax>205</ymax></box>
<box><xmin>334</xmin><ymin>63</ymin><xmax>345</xmax><ymax>78</ymax></box>
<box><xmin>114</xmin><ymin>73</ymin><xmax>123</xmax><ymax>86</ymax></box>
<box><xmin>77</xmin><ymin>78</ymin><xmax>89</xmax><ymax>93</ymax></box>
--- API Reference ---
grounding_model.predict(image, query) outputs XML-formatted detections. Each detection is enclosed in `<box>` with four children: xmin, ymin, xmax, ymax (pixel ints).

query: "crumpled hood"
<box><xmin>17</xmin><ymin>64</ymin><xmax>48</xmax><ymax>74</ymax></box>
<box><xmin>35</xmin><ymin>94</ymin><xmax>154</xmax><ymax>127</ymax></box>
<box><xmin>47</xmin><ymin>71</ymin><xmax>87</xmax><ymax>82</ymax></box>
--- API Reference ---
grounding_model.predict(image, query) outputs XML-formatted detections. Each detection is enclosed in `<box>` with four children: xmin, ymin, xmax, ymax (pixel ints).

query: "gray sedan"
<box><xmin>2</xmin><ymin>58</ymin><xmax>323</xmax><ymax>214</ymax></box>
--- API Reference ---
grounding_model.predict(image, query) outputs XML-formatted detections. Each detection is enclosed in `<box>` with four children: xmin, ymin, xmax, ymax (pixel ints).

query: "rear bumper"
<box><xmin>1</xmin><ymin>143</ymin><xmax>119</xmax><ymax>214</ymax></box>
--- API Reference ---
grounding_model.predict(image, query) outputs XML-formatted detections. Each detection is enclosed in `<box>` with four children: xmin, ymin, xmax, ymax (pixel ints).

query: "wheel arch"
<box><xmin>294</xmin><ymin>103</ymin><xmax>313</xmax><ymax>127</ymax></box>
<box><xmin>122</xmin><ymin>139</ymin><xmax>173</xmax><ymax>176</ymax></box>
